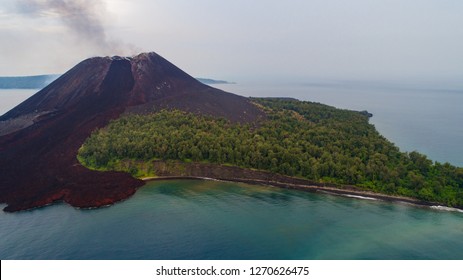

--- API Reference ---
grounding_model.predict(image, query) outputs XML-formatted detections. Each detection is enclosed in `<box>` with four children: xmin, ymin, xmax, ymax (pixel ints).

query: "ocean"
<box><xmin>1</xmin><ymin>180</ymin><xmax>463</xmax><ymax>260</ymax></box>
<box><xmin>0</xmin><ymin>84</ymin><xmax>462</xmax><ymax>259</ymax></box>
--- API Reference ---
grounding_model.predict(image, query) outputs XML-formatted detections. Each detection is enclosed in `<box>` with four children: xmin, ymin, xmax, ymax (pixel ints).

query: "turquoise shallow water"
<box><xmin>1</xmin><ymin>179</ymin><xmax>463</xmax><ymax>260</ymax></box>
<box><xmin>1</xmin><ymin>86</ymin><xmax>462</xmax><ymax>260</ymax></box>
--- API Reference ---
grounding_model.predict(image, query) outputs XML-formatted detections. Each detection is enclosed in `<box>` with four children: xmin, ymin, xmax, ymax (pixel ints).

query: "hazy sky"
<box><xmin>1</xmin><ymin>0</ymin><xmax>462</xmax><ymax>84</ymax></box>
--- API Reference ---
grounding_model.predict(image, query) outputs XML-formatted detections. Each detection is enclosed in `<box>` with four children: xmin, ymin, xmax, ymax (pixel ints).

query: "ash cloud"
<box><xmin>15</xmin><ymin>0</ymin><xmax>133</xmax><ymax>55</ymax></box>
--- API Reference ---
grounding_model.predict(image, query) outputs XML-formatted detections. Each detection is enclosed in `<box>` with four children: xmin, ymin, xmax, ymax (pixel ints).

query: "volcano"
<box><xmin>0</xmin><ymin>52</ymin><xmax>264</xmax><ymax>212</ymax></box>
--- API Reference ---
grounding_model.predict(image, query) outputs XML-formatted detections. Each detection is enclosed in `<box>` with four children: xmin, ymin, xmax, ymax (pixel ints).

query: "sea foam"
<box><xmin>430</xmin><ymin>205</ymin><xmax>463</xmax><ymax>213</ymax></box>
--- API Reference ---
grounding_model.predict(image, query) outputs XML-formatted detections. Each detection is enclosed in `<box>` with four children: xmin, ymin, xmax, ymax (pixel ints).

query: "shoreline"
<box><xmin>3</xmin><ymin>160</ymin><xmax>459</xmax><ymax>213</ymax></box>
<box><xmin>144</xmin><ymin>175</ymin><xmax>463</xmax><ymax>212</ymax></box>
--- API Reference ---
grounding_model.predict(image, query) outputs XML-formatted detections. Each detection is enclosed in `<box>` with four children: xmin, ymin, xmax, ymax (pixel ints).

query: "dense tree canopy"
<box><xmin>78</xmin><ymin>98</ymin><xmax>463</xmax><ymax>207</ymax></box>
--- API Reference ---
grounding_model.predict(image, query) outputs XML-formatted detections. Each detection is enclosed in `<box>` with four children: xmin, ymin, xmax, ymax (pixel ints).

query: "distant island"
<box><xmin>0</xmin><ymin>75</ymin><xmax>232</xmax><ymax>89</ymax></box>
<box><xmin>0</xmin><ymin>75</ymin><xmax>60</xmax><ymax>89</ymax></box>
<box><xmin>196</xmin><ymin>78</ymin><xmax>235</xmax><ymax>85</ymax></box>
<box><xmin>0</xmin><ymin>52</ymin><xmax>462</xmax><ymax>212</ymax></box>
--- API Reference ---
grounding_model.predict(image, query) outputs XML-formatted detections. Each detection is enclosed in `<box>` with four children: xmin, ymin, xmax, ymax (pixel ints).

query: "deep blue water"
<box><xmin>0</xmin><ymin>85</ymin><xmax>462</xmax><ymax>260</ymax></box>
<box><xmin>1</xmin><ymin>180</ymin><xmax>463</xmax><ymax>260</ymax></box>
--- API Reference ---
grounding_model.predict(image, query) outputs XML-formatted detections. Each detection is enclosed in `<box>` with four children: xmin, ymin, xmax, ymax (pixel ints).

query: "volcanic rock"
<box><xmin>0</xmin><ymin>52</ymin><xmax>264</xmax><ymax>212</ymax></box>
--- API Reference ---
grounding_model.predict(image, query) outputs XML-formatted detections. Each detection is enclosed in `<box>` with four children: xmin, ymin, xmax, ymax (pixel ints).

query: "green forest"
<box><xmin>78</xmin><ymin>98</ymin><xmax>463</xmax><ymax>207</ymax></box>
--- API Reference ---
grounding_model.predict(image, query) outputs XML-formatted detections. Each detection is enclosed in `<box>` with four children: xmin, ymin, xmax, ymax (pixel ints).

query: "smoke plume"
<box><xmin>16</xmin><ymin>0</ymin><xmax>131</xmax><ymax>54</ymax></box>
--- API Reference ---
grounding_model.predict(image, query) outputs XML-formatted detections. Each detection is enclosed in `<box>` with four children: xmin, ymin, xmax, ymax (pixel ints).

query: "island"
<box><xmin>196</xmin><ymin>78</ymin><xmax>234</xmax><ymax>85</ymax></box>
<box><xmin>0</xmin><ymin>52</ymin><xmax>462</xmax><ymax>212</ymax></box>
<box><xmin>0</xmin><ymin>75</ymin><xmax>59</xmax><ymax>89</ymax></box>
<box><xmin>78</xmin><ymin>100</ymin><xmax>463</xmax><ymax>208</ymax></box>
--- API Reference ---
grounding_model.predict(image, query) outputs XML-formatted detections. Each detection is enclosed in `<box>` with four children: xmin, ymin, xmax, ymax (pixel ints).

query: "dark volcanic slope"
<box><xmin>126</xmin><ymin>53</ymin><xmax>262</xmax><ymax>122</ymax></box>
<box><xmin>0</xmin><ymin>52</ymin><xmax>264</xmax><ymax>212</ymax></box>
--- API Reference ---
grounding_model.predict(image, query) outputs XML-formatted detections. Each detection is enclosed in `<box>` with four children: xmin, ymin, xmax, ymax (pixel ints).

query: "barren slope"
<box><xmin>0</xmin><ymin>52</ymin><xmax>264</xmax><ymax>211</ymax></box>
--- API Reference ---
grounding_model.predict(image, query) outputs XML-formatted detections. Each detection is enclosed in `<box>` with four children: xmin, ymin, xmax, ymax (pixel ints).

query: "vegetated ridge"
<box><xmin>0</xmin><ymin>52</ymin><xmax>264</xmax><ymax>212</ymax></box>
<box><xmin>78</xmin><ymin>100</ymin><xmax>463</xmax><ymax>208</ymax></box>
